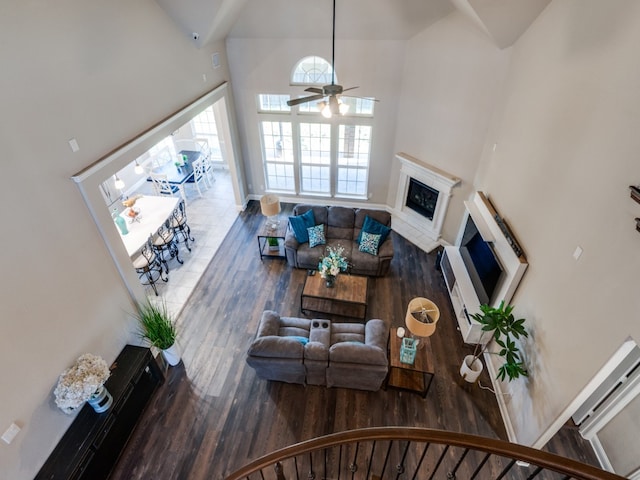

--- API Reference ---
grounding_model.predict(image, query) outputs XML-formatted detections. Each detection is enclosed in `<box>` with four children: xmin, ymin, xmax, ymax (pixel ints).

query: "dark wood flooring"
<box><xmin>110</xmin><ymin>201</ymin><xmax>598</xmax><ymax>480</ymax></box>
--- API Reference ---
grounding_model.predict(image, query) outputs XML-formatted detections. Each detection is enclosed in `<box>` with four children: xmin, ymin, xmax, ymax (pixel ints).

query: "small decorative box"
<box><xmin>400</xmin><ymin>337</ymin><xmax>417</xmax><ymax>365</ymax></box>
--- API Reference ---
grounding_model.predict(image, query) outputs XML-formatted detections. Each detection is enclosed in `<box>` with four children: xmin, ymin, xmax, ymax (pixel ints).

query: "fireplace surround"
<box><xmin>392</xmin><ymin>153</ymin><xmax>460</xmax><ymax>252</ymax></box>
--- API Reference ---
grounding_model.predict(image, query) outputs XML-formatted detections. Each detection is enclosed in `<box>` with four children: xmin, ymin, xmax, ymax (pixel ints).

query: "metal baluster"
<box><xmin>470</xmin><ymin>453</ymin><xmax>491</xmax><ymax>479</ymax></box>
<box><xmin>427</xmin><ymin>444</ymin><xmax>449</xmax><ymax>480</ymax></box>
<box><xmin>275</xmin><ymin>461</ymin><xmax>286</xmax><ymax>480</ymax></box>
<box><xmin>308</xmin><ymin>451</ymin><xmax>315</xmax><ymax>480</ymax></box>
<box><xmin>447</xmin><ymin>448</ymin><xmax>470</xmax><ymax>479</ymax></box>
<box><xmin>496</xmin><ymin>459</ymin><xmax>517</xmax><ymax>479</ymax></box>
<box><xmin>350</xmin><ymin>442</ymin><xmax>360</xmax><ymax>479</ymax></box>
<box><xmin>323</xmin><ymin>448</ymin><xmax>327</xmax><ymax>480</ymax></box>
<box><xmin>411</xmin><ymin>442</ymin><xmax>431</xmax><ymax>480</ymax></box>
<box><xmin>525</xmin><ymin>466</ymin><xmax>543</xmax><ymax>479</ymax></box>
<box><xmin>294</xmin><ymin>456</ymin><xmax>300</xmax><ymax>480</ymax></box>
<box><xmin>366</xmin><ymin>441</ymin><xmax>377</xmax><ymax>480</ymax></box>
<box><xmin>337</xmin><ymin>445</ymin><xmax>342</xmax><ymax>480</ymax></box>
<box><xmin>395</xmin><ymin>441</ymin><xmax>411</xmax><ymax>480</ymax></box>
<box><xmin>260</xmin><ymin>468</ymin><xmax>266</xmax><ymax>480</ymax></box>
<box><xmin>380</xmin><ymin>440</ymin><xmax>393</xmax><ymax>479</ymax></box>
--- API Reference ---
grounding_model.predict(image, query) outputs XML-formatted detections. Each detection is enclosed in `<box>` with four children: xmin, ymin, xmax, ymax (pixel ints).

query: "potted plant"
<box><xmin>54</xmin><ymin>354</ymin><xmax>113</xmax><ymax>414</ymax></box>
<box><xmin>135</xmin><ymin>300</ymin><xmax>181</xmax><ymax>366</ymax></box>
<box><xmin>267</xmin><ymin>237</ymin><xmax>280</xmax><ymax>251</ymax></box>
<box><xmin>460</xmin><ymin>301</ymin><xmax>528</xmax><ymax>383</ymax></box>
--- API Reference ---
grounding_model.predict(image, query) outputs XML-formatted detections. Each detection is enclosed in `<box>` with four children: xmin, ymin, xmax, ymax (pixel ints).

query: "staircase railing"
<box><xmin>225</xmin><ymin>427</ymin><xmax>624</xmax><ymax>480</ymax></box>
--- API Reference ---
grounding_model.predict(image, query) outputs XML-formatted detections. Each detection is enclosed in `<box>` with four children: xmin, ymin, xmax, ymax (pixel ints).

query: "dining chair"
<box><xmin>150</xmin><ymin>173</ymin><xmax>187</xmax><ymax>204</ymax></box>
<box><xmin>132</xmin><ymin>236</ymin><xmax>167</xmax><ymax>296</ymax></box>
<box><xmin>170</xmin><ymin>200</ymin><xmax>195</xmax><ymax>252</ymax></box>
<box><xmin>194</xmin><ymin>138</ymin><xmax>215</xmax><ymax>186</ymax></box>
<box><xmin>152</xmin><ymin>219</ymin><xmax>182</xmax><ymax>273</ymax></box>
<box><xmin>191</xmin><ymin>158</ymin><xmax>208</xmax><ymax>198</ymax></box>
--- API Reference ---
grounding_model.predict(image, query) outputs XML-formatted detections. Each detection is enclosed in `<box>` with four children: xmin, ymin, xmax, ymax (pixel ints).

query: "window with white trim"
<box><xmin>258</xmin><ymin>58</ymin><xmax>374</xmax><ymax>198</ymax></box>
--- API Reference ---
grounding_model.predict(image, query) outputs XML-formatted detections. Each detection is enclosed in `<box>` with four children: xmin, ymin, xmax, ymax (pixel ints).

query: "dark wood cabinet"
<box><xmin>36</xmin><ymin>345</ymin><xmax>163</xmax><ymax>480</ymax></box>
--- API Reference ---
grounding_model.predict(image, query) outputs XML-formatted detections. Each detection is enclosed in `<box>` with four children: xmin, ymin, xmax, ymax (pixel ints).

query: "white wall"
<box><xmin>0</xmin><ymin>1</ymin><xmax>230</xmax><ymax>478</ymax></box>
<box><xmin>226</xmin><ymin>37</ymin><xmax>405</xmax><ymax>204</ymax></box>
<box><xmin>392</xmin><ymin>11</ymin><xmax>511</xmax><ymax>243</ymax></box>
<box><xmin>477</xmin><ymin>0</ymin><xmax>640</xmax><ymax>446</ymax></box>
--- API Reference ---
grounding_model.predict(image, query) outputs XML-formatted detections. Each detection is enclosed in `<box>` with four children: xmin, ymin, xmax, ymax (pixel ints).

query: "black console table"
<box><xmin>36</xmin><ymin>345</ymin><xmax>164</xmax><ymax>480</ymax></box>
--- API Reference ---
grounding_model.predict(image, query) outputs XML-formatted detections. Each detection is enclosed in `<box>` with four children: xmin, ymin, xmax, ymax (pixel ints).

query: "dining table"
<box><xmin>147</xmin><ymin>150</ymin><xmax>201</xmax><ymax>203</ymax></box>
<box><xmin>115</xmin><ymin>195</ymin><xmax>180</xmax><ymax>257</ymax></box>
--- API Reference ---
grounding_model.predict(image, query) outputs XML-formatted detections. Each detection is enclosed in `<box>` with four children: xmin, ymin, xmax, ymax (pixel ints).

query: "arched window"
<box><xmin>291</xmin><ymin>56</ymin><xmax>335</xmax><ymax>85</ymax></box>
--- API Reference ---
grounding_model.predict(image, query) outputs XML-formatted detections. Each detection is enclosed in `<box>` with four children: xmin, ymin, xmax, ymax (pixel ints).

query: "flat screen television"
<box><xmin>459</xmin><ymin>215</ymin><xmax>504</xmax><ymax>305</ymax></box>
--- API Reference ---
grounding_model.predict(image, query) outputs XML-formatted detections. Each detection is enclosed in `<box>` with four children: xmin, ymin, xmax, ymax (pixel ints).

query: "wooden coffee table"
<box><xmin>301</xmin><ymin>273</ymin><xmax>368</xmax><ymax>321</ymax></box>
<box><xmin>386</xmin><ymin>327</ymin><xmax>435</xmax><ymax>398</ymax></box>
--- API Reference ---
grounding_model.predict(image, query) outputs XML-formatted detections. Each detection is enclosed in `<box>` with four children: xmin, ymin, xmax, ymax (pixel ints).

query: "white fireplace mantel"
<box><xmin>391</xmin><ymin>152</ymin><xmax>461</xmax><ymax>252</ymax></box>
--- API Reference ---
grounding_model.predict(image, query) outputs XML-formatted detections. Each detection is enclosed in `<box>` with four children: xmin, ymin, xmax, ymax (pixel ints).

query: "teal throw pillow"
<box><xmin>359</xmin><ymin>231</ymin><xmax>382</xmax><ymax>256</ymax></box>
<box><xmin>289</xmin><ymin>336</ymin><xmax>309</xmax><ymax>345</ymax></box>
<box><xmin>289</xmin><ymin>209</ymin><xmax>316</xmax><ymax>243</ymax></box>
<box><xmin>357</xmin><ymin>215</ymin><xmax>391</xmax><ymax>245</ymax></box>
<box><xmin>307</xmin><ymin>224</ymin><xmax>326</xmax><ymax>248</ymax></box>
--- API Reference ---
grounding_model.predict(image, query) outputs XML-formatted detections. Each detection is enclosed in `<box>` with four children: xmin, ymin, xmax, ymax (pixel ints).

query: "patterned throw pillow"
<box><xmin>359</xmin><ymin>231</ymin><xmax>382</xmax><ymax>256</ymax></box>
<box><xmin>357</xmin><ymin>215</ymin><xmax>391</xmax><ymax>244</ymax></box>
<box><xmin>307</xmin><ymin>224</ymin><xmax>326</xmax><ymax>248</ymax></box>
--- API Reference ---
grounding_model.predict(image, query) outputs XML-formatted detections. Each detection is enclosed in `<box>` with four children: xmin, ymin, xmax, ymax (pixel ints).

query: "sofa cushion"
<box><xmin>294</xmin><ymin>205</ymin><xmax>328</xmax><ymax>225</ymax></box>
<box><xmin>307</xmin><ymin>224</ymin><xmax>326</xmax><ymax>248</ymax></box>
<box><xmin>304</xmin><ymin>341</ymin><xmax>329</xmax><ymax>361</ymax></box>
<box><xmin>289</xmin><ymin>336</ymin><xmax>309</xmax><ymax>345</ymax></box>
<box><xmin>327</xmin><ymin>206</ymin><xmax>356</xmax><ymax>240</ymax></box>
<box><xmin>359</xmin><ymin>231</ymin><xmax>382</xmax><ymax>256</ymax></box>
<box><xmin>357</xmin><ymin>215</ymin><xmax>391</xmax><ymax>245</ymax></box>
<box><xmin>331</xmin><ymin>322</ymin><xmax>365</xmax><ymax>344</ymax></box>
<box><xmin>248</xmin><ymin>336</ymin><xmax>305</xmax><ymax>359</ymax></box>
<box><xmin>329</xmin><ymin>342</ymin><xmax>387</xmax><ymax>366</ymax></box>
<box><xmin>289</xmin><ymin>209</ymin><xmax>316</xmax><ymax>243</ymax></box>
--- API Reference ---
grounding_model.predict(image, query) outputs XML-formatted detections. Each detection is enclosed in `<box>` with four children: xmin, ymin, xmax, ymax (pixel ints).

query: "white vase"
<box><xmin>162</xmin><ymin>343</ymin><xmax>181</xmax><ymax>366</ymax></box>
<box><xmin>460</xmin><ymin>355</ymin><xmax>484</xmax><ymax>383</ymax></box>
<box><xmin>87</xmin><ymin>384</ymin><xmax>113</xmax><ymax>413</ymax></box>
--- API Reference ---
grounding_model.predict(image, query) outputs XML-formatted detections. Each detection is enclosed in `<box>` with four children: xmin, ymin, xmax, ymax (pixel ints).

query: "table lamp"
<box><xmin>260</xmin><ymin>194</ymin><xmax>281</xmax><ymax>230</ymax></box>
<box><xmin>405</xmin><ymin>297</ymin><xmax>440</xmax><ymax>349</ymax></box>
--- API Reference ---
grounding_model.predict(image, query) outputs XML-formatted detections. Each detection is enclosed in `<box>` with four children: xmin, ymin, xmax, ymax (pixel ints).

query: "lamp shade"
<box><xmin>260</xmin><ymin>194</ymin><xmax>281</xmax><ymax>217</ymax></box>
<box><xmin>405</xmin><ymin>297</ymin><xmax>440</xmax><ymax>338</ymax></box>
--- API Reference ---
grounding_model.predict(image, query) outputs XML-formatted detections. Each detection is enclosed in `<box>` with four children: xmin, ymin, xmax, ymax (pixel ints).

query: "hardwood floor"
<box><xmin>110</xmin><ymin>201</ymin><xmax>598</xmax><ymax>480</ymax></box>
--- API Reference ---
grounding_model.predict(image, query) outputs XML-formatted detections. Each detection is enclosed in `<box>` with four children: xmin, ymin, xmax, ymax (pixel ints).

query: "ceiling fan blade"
<box><xmin>287</xmin><ymin>94</ymin><xmax>326</xmax><ymax>107</ymax></box>
<box><xmin>341</xmin><ymin>95</ymin><xmax>380</xmax><ymax>102</ymax></box>
<box><xmin>342</xmin><ymin>86</ymin><xmax>359</xmax><ymax>93</ymax></box>
<box><xmin>304</xmin><ymin>87</ymin><xmax>324</xmax><ymax>94</ymax></box>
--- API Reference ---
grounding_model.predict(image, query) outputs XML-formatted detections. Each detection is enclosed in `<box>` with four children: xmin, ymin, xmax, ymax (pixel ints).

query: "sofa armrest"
<box><xmin>377</xmin><ymin>235</ymin><xmax>394</xmax><ymax>259</ymax></box>
<box><xmin>365</xmin><ymin>319</ymin><xmax>389</xmax><ymax>350</ymax></box>
<box><xmin>256</xmin><ymin>310</ymin><xmax>280</xmax><ymax>337</ymax></box>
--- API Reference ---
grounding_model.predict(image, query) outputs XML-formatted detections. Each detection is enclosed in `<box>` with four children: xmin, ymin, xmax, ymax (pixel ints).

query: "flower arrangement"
<box><xmin>54</xmin><ymin>354</ymin><xmax>111</xmax><ymax>414</ymax></box>
<box><xmin>318</xmin><ymin>245</ymin><xmax>349</xmax><ymax>279</ymax></box>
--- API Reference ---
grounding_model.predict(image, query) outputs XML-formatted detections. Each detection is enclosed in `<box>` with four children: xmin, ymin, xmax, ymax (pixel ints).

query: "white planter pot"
<box><xmin>162</xmin><ymin>343</ymin><xmax>182</xmax><ymax>366</ymax></box>
<box><xmin>460</xmin><ymin>355</ymin><xmax>483</xmax><ymax>383</ymax></box>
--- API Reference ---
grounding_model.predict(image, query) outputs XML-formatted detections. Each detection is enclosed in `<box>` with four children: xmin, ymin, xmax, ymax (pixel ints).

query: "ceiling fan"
<box><xmin>287</xmin><ymin>0</ymin><xmax>372</xmax><ymax>117</ymax></box>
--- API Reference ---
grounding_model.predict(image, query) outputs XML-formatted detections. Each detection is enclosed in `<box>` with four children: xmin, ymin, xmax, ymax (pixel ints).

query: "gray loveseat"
<box><xmin>284</xmin><ymin>205</ymin><xmax>394</xmax><ymax>277</ymax></box>
<box><xmin>246</xmin><ymin>310</ymin><xmax>389</xmax><ymax>391</ymax></box>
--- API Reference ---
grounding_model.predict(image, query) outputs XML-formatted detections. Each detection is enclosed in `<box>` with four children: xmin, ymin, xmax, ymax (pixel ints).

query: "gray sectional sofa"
<box><xmin>284</xmin><ymin>204</ymin><xmax>394</xmax><ymax>277</ymax></box>
<box><xmin>246</xmin><ymin>310</ymin><xmax>389</xmax><ymax>392</ymax></box>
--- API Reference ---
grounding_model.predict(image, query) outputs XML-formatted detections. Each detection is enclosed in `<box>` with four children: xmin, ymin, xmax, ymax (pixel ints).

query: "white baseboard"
<box><xmin>484</xmin><ymin>354</ymin><xmax>518</xmax><ymax>443</ymax></box>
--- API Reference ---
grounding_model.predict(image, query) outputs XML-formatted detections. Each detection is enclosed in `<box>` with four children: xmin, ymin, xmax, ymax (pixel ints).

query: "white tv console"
<box><xmin>441</xmin><ymin>192</ymin><xmax>528</xmax><ymax>344</ymax></box>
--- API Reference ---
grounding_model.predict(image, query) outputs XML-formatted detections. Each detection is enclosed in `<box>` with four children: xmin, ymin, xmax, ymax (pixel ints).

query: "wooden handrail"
<box><xmin>225</xmin><ymin>426</ymin><xmax>624</xmax><ymax>480</ymax></box>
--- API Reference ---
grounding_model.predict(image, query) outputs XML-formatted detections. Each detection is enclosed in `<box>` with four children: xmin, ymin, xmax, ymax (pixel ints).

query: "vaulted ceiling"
<box><xmin>156</xmin><ymin>0</ymin><xmax>551</xmax><ymax>49</ymax></box>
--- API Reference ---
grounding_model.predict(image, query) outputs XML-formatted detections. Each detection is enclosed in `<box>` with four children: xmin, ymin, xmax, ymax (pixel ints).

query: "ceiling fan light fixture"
<box><xmin>338</xmin><ymin>100</ymin><xmax>349</xmax><ymax>115</ymax></box>
<box><xmin>319</xmin><ymin>101</ymin><xmax>332</xmax><ymax>118</ymax></box>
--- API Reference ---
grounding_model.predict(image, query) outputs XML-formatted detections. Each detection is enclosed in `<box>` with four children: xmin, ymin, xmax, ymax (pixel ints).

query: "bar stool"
<box><xmin>170</xmin><ymin>200</ymin><xmax>195</xmax><ymax>252</ymax></box>
<box><xmin>152</xmin><ymin>219</ymin><xmax>182</xmax><ymax>273</ymax></box>
<box><xmin>132</xmin><ymin>236</ymin><xmax>167</xmax><ymax>295</ymax></box>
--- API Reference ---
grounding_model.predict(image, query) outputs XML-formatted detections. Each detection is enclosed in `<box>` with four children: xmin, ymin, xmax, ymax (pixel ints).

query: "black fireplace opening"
<box><xmin>406</xmin><ymin>178</ymin><xmax>439</xmax><ymax>220</ymax></box>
